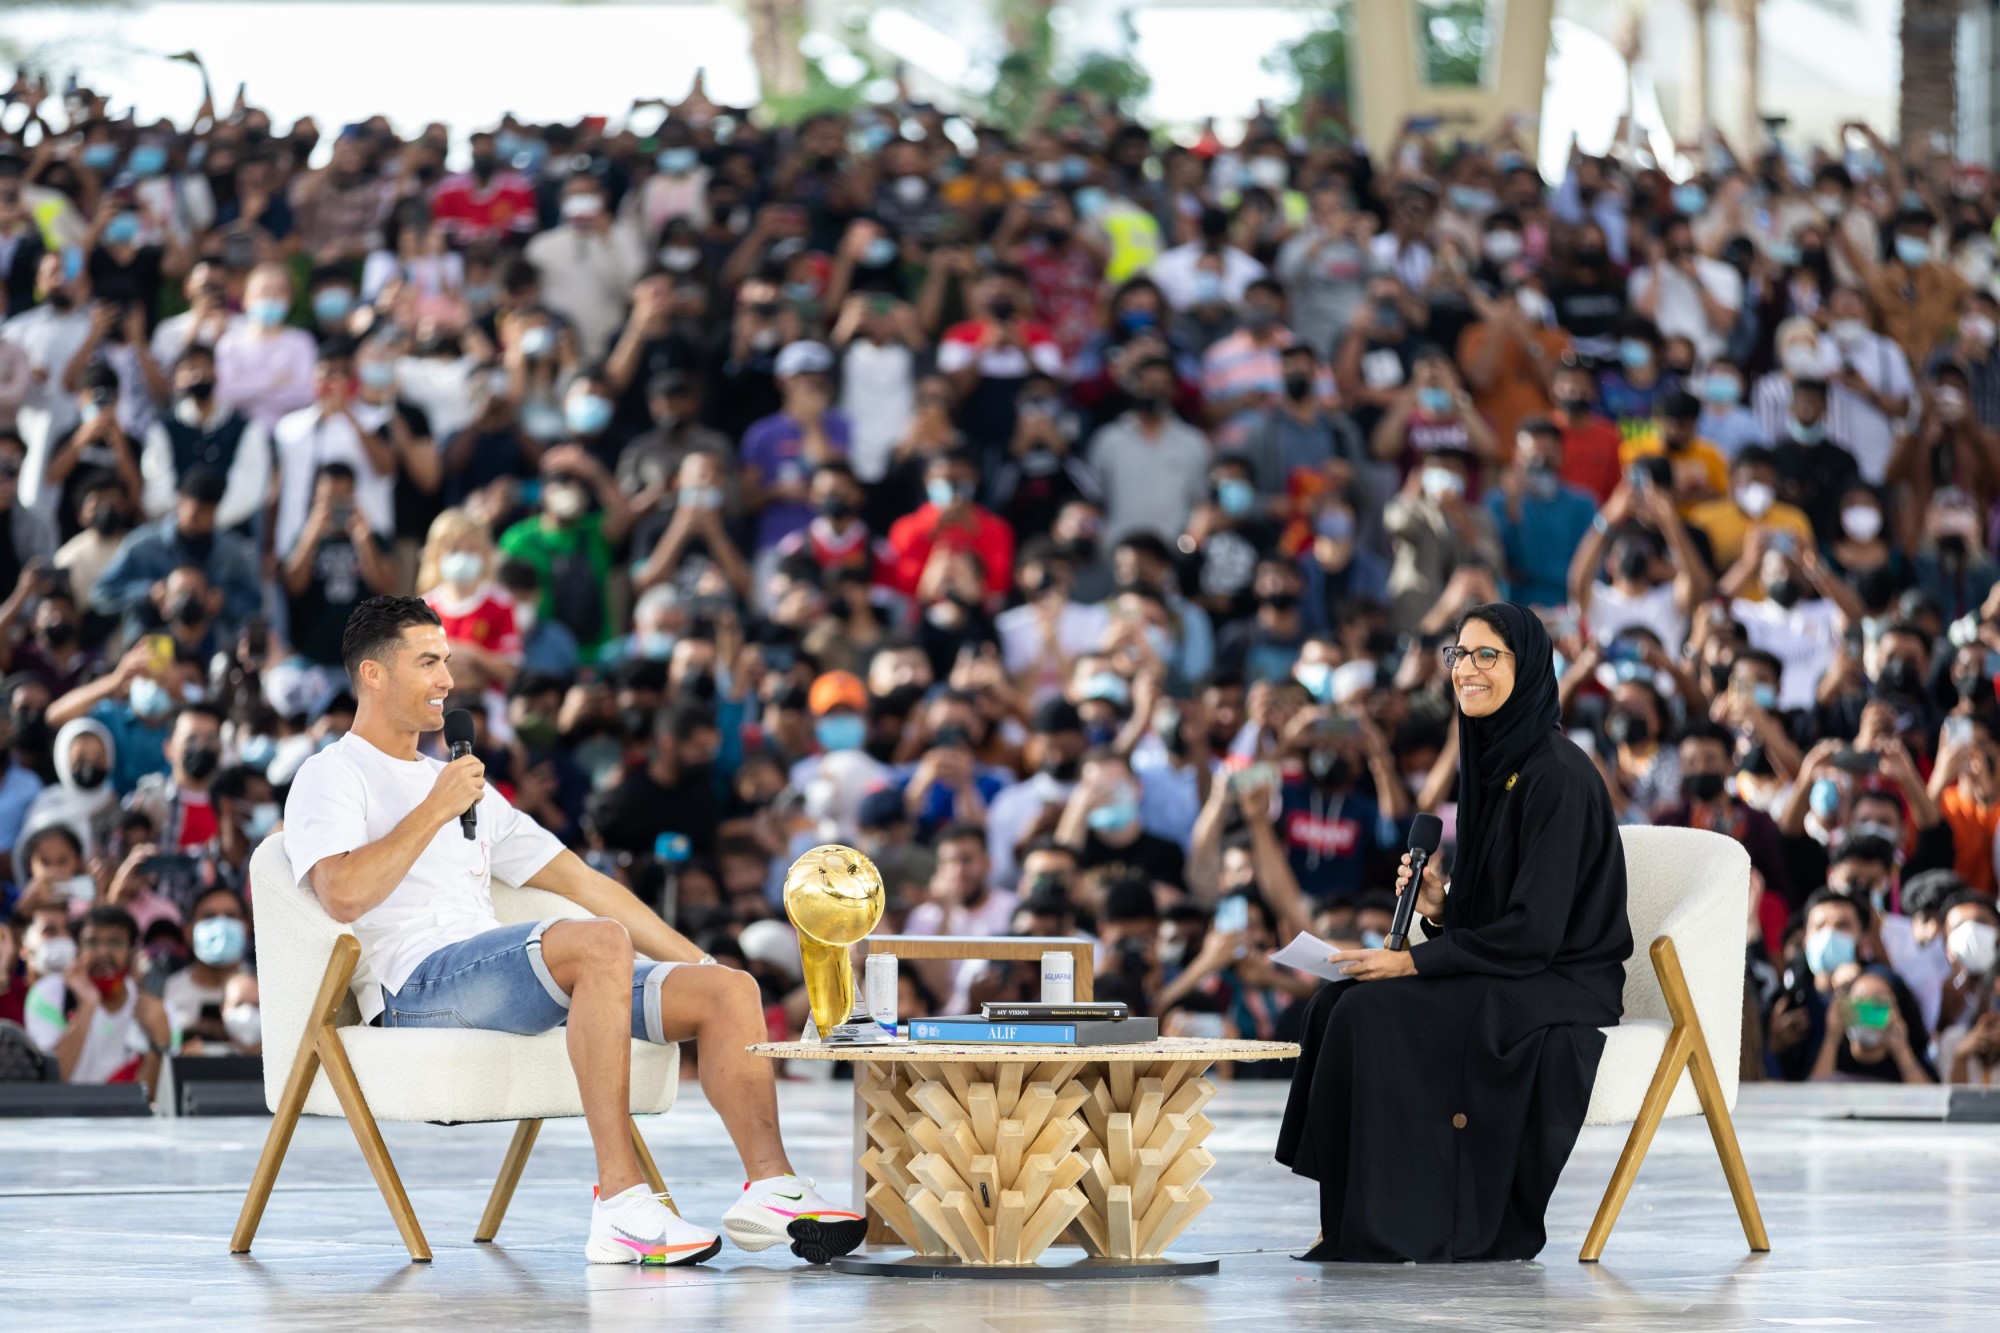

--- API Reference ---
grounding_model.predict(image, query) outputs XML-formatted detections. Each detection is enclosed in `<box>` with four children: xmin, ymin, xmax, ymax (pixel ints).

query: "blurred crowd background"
<box><xmin>0</xmin><ymin>52</ymin><xmax>1997</xmax><ymax>1099</ymax></box>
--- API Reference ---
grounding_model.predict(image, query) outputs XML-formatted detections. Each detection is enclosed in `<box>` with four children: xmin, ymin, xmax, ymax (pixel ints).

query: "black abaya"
<box><xmin>1276</xmin><ymin>606</ymin><xmax>1632</xmax><ymax>1262</ymax></box>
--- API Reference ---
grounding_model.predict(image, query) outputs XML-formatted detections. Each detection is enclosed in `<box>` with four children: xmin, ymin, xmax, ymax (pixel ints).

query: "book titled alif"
<box><xmin>908</xmin><ymin>1015</ymin><xmax>1159</xmax><ymax>1046</ymax></box>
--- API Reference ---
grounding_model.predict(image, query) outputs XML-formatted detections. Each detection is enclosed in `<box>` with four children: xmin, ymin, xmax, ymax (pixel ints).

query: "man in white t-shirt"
<box><xmin>1628</xmin><ymin>217</ymin><xmax>1743</xmax><ymax>364</ymax></box>
<box><xmin>24</xmin><ymin>905</ymin><xmax>171</xmax><ymax>1090</ymax></box>
<box><xmin>269</xmin><ymin>340</ymin><xmax>401</xmax><ymax>553</ymax></box>
<box><xmin>283</xmin><ymin>597</ymin><xmax>864</xmax><ymax>1268</ymax></box>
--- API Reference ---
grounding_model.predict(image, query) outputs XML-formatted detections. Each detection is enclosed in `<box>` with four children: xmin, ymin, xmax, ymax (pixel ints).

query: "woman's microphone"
<box><xmin>1385</xmin><ymin>813</ymin><xmax>1444</xmax><ymax>951</ymax></box>
<box><xmin>443</xmin><ymin>708</ymin><xmax>478</xmax><ymax>840</ymax></box>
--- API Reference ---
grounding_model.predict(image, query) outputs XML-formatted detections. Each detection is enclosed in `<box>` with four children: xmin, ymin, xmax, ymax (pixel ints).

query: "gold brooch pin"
<box><xmin>1505</xmin><ymin>772</ymin><xmax>1519</xmax><ymax>791</ymax></box>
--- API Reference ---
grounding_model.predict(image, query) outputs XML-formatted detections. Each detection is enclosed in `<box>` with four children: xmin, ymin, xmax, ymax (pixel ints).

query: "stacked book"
<box><xmin>906</xmin><ymin>1002</ymin><xmax>1157</xmax><ymax>1046</ymax></box>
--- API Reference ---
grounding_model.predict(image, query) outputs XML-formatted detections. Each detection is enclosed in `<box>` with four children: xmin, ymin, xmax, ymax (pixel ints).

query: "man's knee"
<box><xmin>544</xmin><ymin>917</ymin><xmax>633</xmax><ymax>978</ymax></box>
<box><xmin>688</xmin><ymin>963</ymin><xmax>763</xmax><ymax>1023</ymax></box>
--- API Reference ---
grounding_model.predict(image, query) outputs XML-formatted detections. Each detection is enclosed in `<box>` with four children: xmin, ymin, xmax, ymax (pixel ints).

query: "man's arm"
<box><xmin>525</xmin><ymin>848</ymin><xmax>706</xmax><ymax>963</ymax></box>
<box><xmin>308</xmin><ymin>757</ymin><xmax>484</xmax><ymax>923</ymax></box>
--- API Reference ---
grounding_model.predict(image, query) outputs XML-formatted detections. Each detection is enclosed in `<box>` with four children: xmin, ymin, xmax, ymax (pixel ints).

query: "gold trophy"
<box><xmin>782</xmin><ymin>844</ymin><xmax>885</xmax><ymax>1042</ymax></box>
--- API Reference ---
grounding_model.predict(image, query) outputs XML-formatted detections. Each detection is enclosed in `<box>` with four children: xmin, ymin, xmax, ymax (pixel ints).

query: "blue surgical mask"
<box><xmin>636</xmin><ymin>631</ymin><xmax>676</xmax><ymax>660</ymax></box>
<box><xmin>862</xmin><ymin>236</ymin><xmax>898</xmax><ymax>268</ymax></box>
<box><xmin>1074</xmin><ymin>187</ymin><xmax>1109</xmax><ymax>219</ymax></box>
<box><xmin>1216</xmin><ymin>478</ymin><xmax>1256</xmax><ymax>516</ymax></box>
<box><xmin>244</xmin><ymin>802</ymin><xmax>280</xmax><ymax>841</ymax></box>
<box><xmin>248</xmin><ymin>298</ymin><xmax>289</xmax><ymax>327</ymax></box>
<box><xmin>1416</xmin><ymin>386</ymin><xmax>1453</xmax><ymax>415</ymax></box>
<box><xmin>1086</xmin><ymin>788</ymin><xmax>1140</xmax><ymax>833</ymax></box>
<box><xmin>1787</xmin><ymin>418</ymin><xmax>1826</xmax><ymax>445</ymax></box>
<box><xmin>519</xmin><ymin>325</ymin><xmax>556</xmax><ymax>359</ymax></box>
<box><xmin>1082</xmin><ymin>672</ymin><xmax>1130</xmax><ymax>706</ymax></box>
<box><xmin>82</xmin><ymin>143</ymin><xmax>120</xmax><ymax>171</ymax></box>
<box><xmin>565</xmin><ymin>394</ymin><xmax>614</xmax><ymax>435</ymax></box>
<box><xmin>239</xmin><ymin>733</ymin><xmax>277</xmax><ymax>771</ymax></box>
<box><xmin>815</xmin><ymin>714</ymin><xmax>866</xmax><ymax>753</ymax></box>
<box><xmin>439</xmin><ymin>551</ymin><xmax>484</xmax><ymax>585</ymax></box>
<box><xmin>1447</xmin><ymin>186</ymin><xmax>1495</xmax><ymax>215</ymax></box>
<box><xmin>1191</xmin><ymin>272</ymin><xmax>1225</xmax><ymax>305</ymax></box>
<box><xmin>1672</xmin><ymin>184</ymin><xmax>1709</xmax><ymax>215</ymax></box>
<box><xmin>358</xmin><ymin>362</ymin><xmax>395</xmax><ymax>389</ymax></box>
<box><xmin>1296</xmin><ymin>661</ymin><xmax>1335</xmax><ymax>703</ymax></box>
<box><xmin>926</xmin><ymin>479</ymin><xmax>961</xmax><ymax>509</ymax></box>
<box><xmin>130</xmin><ymin>676</ymin><xmax>172</xmax><ymax>719</ymax></box>
<box><xmin>103</xmin><ymin>213</ymin><xmax>142</xmax><ymax>247</ymax></box>
<box><xmin>313</xmin><ymin>288</ymin><xmax>355</xmax><ymax>323</ymax></box>
<box><xmin>1619</xmin><ymin>338</ymin><xmax>1653</xmax><ymax>370</ymax></box>
<box><xmin>1804</xmin><ymin>926</ymin><xmax>1857</xmax><ymax>976</ymax></box>
<box><xmin>656</xmin><ymin>147</ymin><xmax>698</xmax><ymax>175</ymax></box>
<box><xmin>1751</xmin><ymin>683</ymin><xmax>1777</xmax><ymax>711</ymax></box>
<box><xmin>1894</xmin><ymin>235</ymin><xmax>1932</xmax><ymax>266</ymax></box>
<box><xmin>1360</xmin><ymin>929</ymin><xmax>1386</xmax><ymax>950</ymax></box>
<box><xmin>1702</xmin><ymin>373</ymin><xmax>1743</xmax><ymax>405</ymax></box>
<box><xmin>1809</xmin><ymin>777</ymin><xmax>1842</xmax><ymax>822</ymax></box>
<box><xmin>127</xmin><ymin>145</ymin><xmax>167</xmax><ymax>177</ymax></box>
<box><xmin>191</xmin><ymin>916</ymin><xmax>247</xmax><ymax>967</ymax></box>
<box><xmin>1315</xmin><ymin>509</ymin><xmax>1355</xmax><ymax>541</ymax></box>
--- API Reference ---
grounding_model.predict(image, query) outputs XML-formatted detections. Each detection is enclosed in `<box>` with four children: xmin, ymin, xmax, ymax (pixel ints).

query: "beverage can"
<box><xmin>865</xmin><ymin>953</ymin><xmax>899</xmax><ymax>1037</ymax></box>
<box><xmin>1041</xmin><ymin>950</ymin><xmax>1075</xmax><ymax>1005</ymax></box>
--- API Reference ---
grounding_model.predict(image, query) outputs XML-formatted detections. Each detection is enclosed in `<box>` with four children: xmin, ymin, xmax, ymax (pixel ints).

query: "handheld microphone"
<box><xmin>1385</xmin><ymin>812</ymin><xmax>1444</xmax><ymax>952</ymax></box>
<box><xmin>443</xmin><ymin>708</ymin><xmax>478</xmax><ymax>841</ymax></box>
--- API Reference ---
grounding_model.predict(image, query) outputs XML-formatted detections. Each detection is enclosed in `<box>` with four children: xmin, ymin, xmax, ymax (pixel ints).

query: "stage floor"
<box><xmin>1</xmin><ymin>1080</ymin><xmax>1993</xmax><ymax>1330</ymax></box>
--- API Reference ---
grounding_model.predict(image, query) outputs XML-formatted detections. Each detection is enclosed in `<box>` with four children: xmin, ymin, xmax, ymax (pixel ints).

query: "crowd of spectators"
<box><xmin>0</xmin><ymin>67</ymin><xmax>1997</xmax><ymax>1097</ymax></box>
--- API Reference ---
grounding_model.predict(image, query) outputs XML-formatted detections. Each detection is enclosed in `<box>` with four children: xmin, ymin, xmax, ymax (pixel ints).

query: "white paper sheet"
<box><xmin>1268</xmin><ymin>931</ymin><xmax>1357</xmax><ymax>984</ymax></box>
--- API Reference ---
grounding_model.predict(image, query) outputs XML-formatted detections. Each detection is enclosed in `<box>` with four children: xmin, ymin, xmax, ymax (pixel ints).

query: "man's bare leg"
<box><xmin>540</xmin><ymin>918</ymin><xmax>646</xmax><ymax>1197</ymax></box>
<box><xmin>654</xmin><ymin>965</ymin><xmax>791</xmax><ymax>1180</ymax></box>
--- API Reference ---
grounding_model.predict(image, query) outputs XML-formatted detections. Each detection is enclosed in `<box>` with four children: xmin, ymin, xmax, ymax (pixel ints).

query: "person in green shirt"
<box><xmin>498</xmin><ymin>444</ymin><xmax>635</xmax><ymax>660</ymax></box>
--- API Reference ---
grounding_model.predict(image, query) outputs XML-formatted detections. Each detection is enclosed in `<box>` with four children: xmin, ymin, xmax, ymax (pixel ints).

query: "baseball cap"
<box><xmin>775</xmin><ymin>340</ymin><xmax>835</xmax><ymax>378</ymax></box>
<box><xmin>808</xmin><ymin>670</ymin><xmax>867</xmax><ymax>716</ymax></box>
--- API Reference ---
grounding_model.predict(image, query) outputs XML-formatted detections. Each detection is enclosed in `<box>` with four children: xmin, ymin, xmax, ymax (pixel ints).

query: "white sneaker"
<box><xmin>721</xmin><ymin>1175</ymin><xmax>867</xmax><ymax>1265</ymax></box>
<box><xmin>585</xmin><ymin>1183</ymin><xmax>722</xmax><ymax>1266</ymax></box>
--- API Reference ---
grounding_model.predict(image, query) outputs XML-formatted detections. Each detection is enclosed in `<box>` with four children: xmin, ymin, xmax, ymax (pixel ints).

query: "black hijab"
<box><xmin>1449</xmin><ymin>602</ymin><xmax>1560</xmax><ymax>912</ymax></box>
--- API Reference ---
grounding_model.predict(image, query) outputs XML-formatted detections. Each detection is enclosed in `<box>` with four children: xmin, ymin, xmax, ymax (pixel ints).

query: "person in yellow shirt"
<box><xmin>1685</xmin><ymin>445</ymin><xmax>1816</xmax><ymax>584</ymax></box>
<box><xmin>1619</xmin><ymin>390</ymin><xmax>1729</xmax><ymax>508</ymax></box>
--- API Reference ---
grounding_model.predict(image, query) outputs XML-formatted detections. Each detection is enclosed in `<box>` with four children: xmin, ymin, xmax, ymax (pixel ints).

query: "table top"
<box><xmin>748</xmin><ymin>1036</ymin><xmax>1301</xmax><ymax>1064</ymax></box>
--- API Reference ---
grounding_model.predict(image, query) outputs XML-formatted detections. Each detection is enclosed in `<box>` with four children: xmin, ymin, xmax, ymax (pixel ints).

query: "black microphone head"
<box><xmin>443</xmin><ymin>708</ymin><xmax>476</xmax><ymax>750</ymax></box>
<box><xmin>1408</xmin><ymin>812</ymin><xmax>1444</xmax><ymax>856</ymax></box>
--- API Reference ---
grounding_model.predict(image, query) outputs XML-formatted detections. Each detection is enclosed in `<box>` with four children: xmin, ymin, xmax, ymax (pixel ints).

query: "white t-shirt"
<box><xmin>1588</xmin><ymin>581</ymin><xmax>1687</xmax><ymax>652</ymax></box>
<box><xmin>839</xmin><ymin>340</ymin><xmax>917</xmax><ymax>483</ymax></box>
<box><xmin>1731</xmin><ymin>597</ymin><xmax>1842</xmax><ymax>712</ymax></box>
<box><xmin>995</xmin><ymin>600</ymin><xmax>1110</xmax><ymax>682</ymax></box>
<box><xmin>270</xmin><ymin>403</ymin><xmax>401</xmax><ymax>552</ymax></box>
<box><xmin>24</xmin><ymin>975</ymin><xmax>147</xmax><ymax>1084</ymax></box>
<box><xmin>1628</xmin><ymin>259</ymin><xmax>1743</xmax><ymax>363</ymax></box>
<box><xmin>1878</xmin><ymin>914</ymin><xmax>1952</xmax><ymax>1033</ymax></box>
<box><xmin>283</xmin><ymin>732</ymin><xmax>567</xmax><ymax>1022</ymax></box>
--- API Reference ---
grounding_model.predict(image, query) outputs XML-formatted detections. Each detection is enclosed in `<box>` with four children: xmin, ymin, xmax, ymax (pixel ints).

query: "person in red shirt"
<box><xmin>429</xmin><ymin>131</ymin><xmax>539</xmax><ymax>246</ymax></box>
<box><xmin>883</xmin><ymin>449</ymin><xmax>1016</xmax><ymax>602</ymax></box>
<box><xmin>419</xmin><ymin>509</ymin><xmax>523</xmax><ymax>694</ymax></box>
<box><xmin>1550</xmin><ymin>358</ymin><xmax>1625</xmax><ymax>504</ymax></box>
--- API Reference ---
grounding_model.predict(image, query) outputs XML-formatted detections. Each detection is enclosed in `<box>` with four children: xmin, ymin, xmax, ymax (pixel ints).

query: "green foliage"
<box><xmin>1416</xmin><ymin>0</ymin><xmax>1495</xmax><ymax>88</ymax></box>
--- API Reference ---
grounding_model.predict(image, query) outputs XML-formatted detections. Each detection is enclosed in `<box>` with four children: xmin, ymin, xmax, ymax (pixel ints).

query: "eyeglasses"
<box><xmin>1443</xmin><ymin>645</ymin><xmax>1513</xmax><ymax>671</ymax></box>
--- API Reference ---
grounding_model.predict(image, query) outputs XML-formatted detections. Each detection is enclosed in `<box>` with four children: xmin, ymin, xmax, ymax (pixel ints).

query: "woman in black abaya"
<box><xmin>1275</xmin><ymin>602</ymin><xmax>1632</xmax><ymax>1262</ymax></box>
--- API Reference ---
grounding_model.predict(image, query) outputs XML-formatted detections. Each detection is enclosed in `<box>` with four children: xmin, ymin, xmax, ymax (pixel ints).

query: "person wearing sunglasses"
<box><xmin>1277</xmin><ymin>602</ymin><xmax>1634</xmax><ymax>1263</ymax></box>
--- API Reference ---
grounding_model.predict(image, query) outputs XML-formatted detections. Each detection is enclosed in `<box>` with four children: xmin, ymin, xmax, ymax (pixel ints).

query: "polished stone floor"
<box><xmin>0</xmin><ymin>1079</ymin><xmax>1993</xmax><ymax>1331</ymax></box>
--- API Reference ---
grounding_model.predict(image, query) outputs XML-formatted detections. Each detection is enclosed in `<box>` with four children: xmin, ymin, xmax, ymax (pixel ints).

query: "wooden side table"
<box><xmin>749</xmin><ymin>1036</ymin><xmax>1298</xmax><ymax>1278</ymax></box>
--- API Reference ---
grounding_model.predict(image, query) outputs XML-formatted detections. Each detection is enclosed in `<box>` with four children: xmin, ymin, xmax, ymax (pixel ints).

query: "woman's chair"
<box><xmin>230</xmin><ymin>835</ymin><xmax>680</xmax><ymax>1263</ymax></box>
<box><xmin>1575</xmin><ymin>825</ymin><xmax>1771</xmax><ymax>1261</ymax></box>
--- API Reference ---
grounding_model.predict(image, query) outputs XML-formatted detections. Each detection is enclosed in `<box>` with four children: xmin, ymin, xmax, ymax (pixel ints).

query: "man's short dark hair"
<box><xmin>80</xmin><ymin>904</ymin><xmax>139</xmax><ymax>947</ymax></box>
<box><xmin>1805</xmin><ymin>884</ymin><xmax>1872</xmax><ymax>932</ymax></box>
<box><xmin>936</xmin><ymin>821</ymin><xmax>988</xmax><ymax>852</ymax></box>
<box><xmin>1103</xmin><ymin>878</ymin><xmax>1159</xmax><ymax>924</ymax></box>
<box><xmin>1905</xmin><ymin>871</ymin><xmax>1970</xmax><ymax>921</ymax></box>
<box><xmin>340</xmin><ymin>596</ymin><xmax>443</xmax><ymax>683</ymax></box>
<box><xmin>1940</xmin><ymin>888</ymin><xmax>2000</xmax><ymax>925</ymax></box>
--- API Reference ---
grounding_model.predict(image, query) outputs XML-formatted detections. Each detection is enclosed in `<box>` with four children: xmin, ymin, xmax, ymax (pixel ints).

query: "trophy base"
<box><xmin>802</xmin><ymin>1008</ymin><xmax>899</xmax><ymax>1046</ymax></box>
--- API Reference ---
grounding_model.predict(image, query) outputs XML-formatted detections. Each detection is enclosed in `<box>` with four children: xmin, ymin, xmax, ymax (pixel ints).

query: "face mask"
<box><xmin>927</xmin><ymin>479</ymin><xmax>965</xmax><ymax>509</ymax></box>
<box><xmin>1240</xmin><ymin>305</ymin><xmax>1279</xmax><ymax>333</ymax></box>
<box><xmin>1787</xmin><ymin>418</ymin><xmax>1826</xmax><ymax>446</ymax></box>
<box><xmin>1894</xmin><ymin>235</ymin><xmax>1932</xmax><ymax>266</ymax></box>
<box><xmin>519</xmin><ymin>325</ymin><xmax>556</xmax><ymax>359</ymax></box>
<box><xmin>1448</xmin><ymin>186</ymin><xmax>1495</xmax><ymax>214</ymax></box>
<box><xmin>1315</xmin><ymin>509</ymin><xmax>1354</xmax><ymax>542</ymax></box>
<box><xmin>1040</xmin><ymin>756</ymin><xmax>1081</xmax><ymax>784</ymax></box>
<box><xmin>1483</xmin><ymin>230</ymin><xmax>1523</xmax><ymax>263</ymax></box>
<box><xmin>561</xmin><ymin>194</ymin><xmax>605</xmax><ymax>222</ymax></box>
<box><xmin>1086</xmin><ymin>787</ymin><xmax>1141</xmax><ymax>833</ymax></box>
<box><xmin>1216</xmin><ymin>478</ymin><xmax>1256</xmax><ymax>517</ymax></box>
<box><xmin>545</xmin><ymin>483</ymin><xmax>588</xmax><ymax>521</ymax></box>
<box><xmin>1804</xmin><ymin>926</ymin><xmax>1858</xmax><ymax>976</ymax></box>
<box><xmin>192</xmin><ymin>915</ymin><xmax>247</xmax><ymax>967</ymax></box>
<box><xmin>1359</xmin><ymin>929</ymin><xmax>1387</xmax><ymax>950</ymax></box>
<box><xmin>91</xmin><ymin>507</ymin><xmax>126</xmax><ymax>537</ymax></box>
<box><xmin>1615</xmin><ymin>547</ymin><xmax>1652</xmax><ymax>581</ymax></box>
<box><xmin>1246</xmin><ymin>157</ymin><xmax>1289</xmax><ymax>190</ymax></box>
<box><xmin>79</xmin><ymin>400</ymin><xmax>101</xmax><ymax>426</ymax></box>
<box><xmin>657</xmin><ymin>147</ymin><xmax>698</xmax><ymax>174</ymax></box>
<box><xmin>1283</xmin><ymin>371</ymin><xmax>1313</xmax><ymax>402</ymax></box>
<box><xmin>1948</xmin><ymin>919</ymin><xmax>1999</xmax><ymax>974</ymax></box>
<box><xmin>1961</xmin><ymin>314</ymin><xmax>1996</xmax><ymax>347</ymax></box>
<box><xmin>181</xmin><ymin>744</ymin><xmax>220</xmax><ymax>782</ymax></box>
<box><xmin>130</xmin><ymin>676</ymin><xmax>172</xmax><ymax>719</ymax></box>
<box><xmin>245</xmin><ymin>801</ymin><xmax>280</xmax><ymax>841</ymax></box>
<box><xmin>358</xmin><ymin>361</ymin><xmax>395</xmax><ymax>390</ymax></box>
<box><xmin>1672</xmin><ymin>184</ymin><xmax>1708</xmax><ymax>215</ymax></box>
<box><xmin>893</xmin><ymin>175</ymin><xmax>929</xmax><ymax>206</ymax></box>
<box><xmin>1619</xmin><ymin>339</ymin><xmax>1652</xmax><ymax>371</ymax></box>
<box><xmin>128</xmin><ymin>145</ymin><xmax>167</xmax><ymax>177</ymax></box>
<box><xmin>1814</xmin><ymin>192</ymin><xmax>1844</xmax><ymax>215</ymax></box>
<box><xmin>1296</xmin><ymin>661</ymin><xmax>1335</xmax><ymax>703</ymax></box>
<box><xmin>1702</xmin><ymin>373</ymin><xmax>1743</xmax><ymax>405</ymax></box>
<box><xmin>439</xmin><ymin>551</ymin><xmax>484</xmax><ymax>585</ymax></box>
<box><xmin>565</xmin><ymin>394</ymin><xmax>614</xmax><ymax>435</ymax></box>
<box><xmin>1832</xmin><ymin>504</ymin><xmax>1880</xmax><ymax>540</ymax></box>
<box><xmin>248</xmin><ymin>298</ymin><xmax>289</xmax><ymax>327</ymax></box>
<box><xmin>1526</xmin><ymin>464</ymin><xmax>1559</xmax><ymax>501</ymax></box>
<box><xmin>1780</xmin><ymin>344</ymin><xmax>1823</xmax><ymax>378</ymax></box>
<box><xmin>312</xmin><ymin>289</ymin><xmax>354</xmax><ymax>324</ymax></box>
<box><xmin>223</xmin><ymin>1003</ymin><xmax>263</xmax><ymax>1048</ymax></box>
<box><xmin>815</xmin><ymin>714</ymin><xmax>866</xmax><ymax>752</ymax></box>
<box><xmin>103</xmin><ymin>213</ymin><xmax>142</xmax><ymax>247</ymax></box>
<box><xmin>1308</xmin><ymin>750</ymin><xmax>1352</xmax><ymax>788</ymax></box>
<box><xmin>1190</xmin><ymin>272</ymin><xmax>1225</xmax><ymax>306</ymax></box>
<box><xmin>1606</xmin><ymin>710</ymin><xmax>1651</xmax><ymax>746</ymax></box>
<box><xmin>1809</xmin><ymin>777</ymin><xmax>1842</xmax><ymax>821</ymax></box>
<box><xmin>171</xmin><ymin>594</ymin><xmax>207</xmax><ymax>629</ymax></box>
<box><xmin>1766</xmin><ymin>579</ymin><xmax>1803</xmax><ymax>609</ymax></box>
<box><xmin>1556</xmin><ymin>395</ymin><xmax>1593</xmax><ymax>418</ymax></box>
<box><xmin>1736</xmin><ymin>481</ymin><xmax>1775</xmax><ymax>519</ymax></box>
<box><xmin>1682</xmin><ymin>771</ymin><xmax>1726</xmax><ymax>802</ymax></box>
<box><xmin>1419</xmin><ymin>468</ymin><xmax>1463</xmax><ymax>503</ymax></box>
<box><xmin>1416</xmin><ymin>386</ymin><xmax>1453</xmax><ymax>415</ymax></box>
<box><xmin>29</xmin><ymin>933</ymin><xmax>77</xmax><ymax>974</ymax></box>
<box><xmin>71</xmin><ymin>760</ymin><xmax>107</xmax><ymax>790</ymax></box>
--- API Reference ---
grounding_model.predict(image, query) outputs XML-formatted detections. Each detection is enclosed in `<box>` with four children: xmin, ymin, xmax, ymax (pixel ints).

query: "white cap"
<box><xmin>774</xmin><ymin>340</ymin><xmax>835</xmax><ymax>378</ymax></box>
<box><xmin>738</xmin><ymin>920</ymin><xmax>802</xmax><ymax>980</ymax></box>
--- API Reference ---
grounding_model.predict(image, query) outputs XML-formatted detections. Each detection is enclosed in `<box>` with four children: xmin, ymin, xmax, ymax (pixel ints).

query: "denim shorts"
<box><xmin>379</xmin><ymin>919</ymin><xmax>689</xmax><ymax>1043</ymax></box>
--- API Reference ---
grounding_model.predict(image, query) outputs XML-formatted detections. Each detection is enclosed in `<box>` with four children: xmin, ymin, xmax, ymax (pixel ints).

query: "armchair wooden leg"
<box><xmin>1579</xmin><ymin>1020</ymin><xmax>1692</xmax><ymax>1262</ymax></box>
<box><xmin>1664</xmin><ymin>941</ymin><xmax>1771</xmax><ymax>1254</ymax></box>
<box><xmin>317</xmin><ymin>1024</ymin><xmax>432</xmax><ymax>1262</ymax></box>
<box><xmin>475</xmin><ymin>1120</ymin><xmax>543</xmax><ymax>1243</ymax></box>
<box><xmin>630</xmin><ymin>1118</ymin><xmax>677</xmax><ymax>1214</ymax></box>
<box><xmin>231</xmin><ymin>936</ymin><xmax>359</xmax><ymax>1256</ymax></box>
